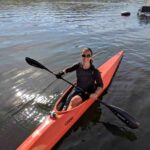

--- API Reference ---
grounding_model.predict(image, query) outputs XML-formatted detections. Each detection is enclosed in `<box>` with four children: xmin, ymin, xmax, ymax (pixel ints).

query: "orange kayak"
<box><xmin>17</xmin><ymin>51</ymin><xmax>124</xmax><ymax>150</ymax></box>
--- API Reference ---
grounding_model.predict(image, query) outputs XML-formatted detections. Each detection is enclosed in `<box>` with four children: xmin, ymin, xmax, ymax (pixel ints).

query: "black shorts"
<box><xmin>70</xmin><ymin>88</ymin><xmax>89</xmax><ymax>101</ymax></box>
<box><xmin>64</xmin><ymin>88</ymin><xmax>89</xmax><ymax>107</ymax></box>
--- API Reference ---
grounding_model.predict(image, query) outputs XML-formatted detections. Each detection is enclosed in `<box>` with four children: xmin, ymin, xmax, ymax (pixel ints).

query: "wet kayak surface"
<box><xmin>0</xmin><ymin>0</ymin><xmax>150</xmax><ymax>150</ymax></box>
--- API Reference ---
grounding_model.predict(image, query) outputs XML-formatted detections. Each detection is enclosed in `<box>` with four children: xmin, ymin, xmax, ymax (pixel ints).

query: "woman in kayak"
<box><xmin>56</xmin><ymin>48</ymin><xmax>103</xmax><ymax>110</ymax></box>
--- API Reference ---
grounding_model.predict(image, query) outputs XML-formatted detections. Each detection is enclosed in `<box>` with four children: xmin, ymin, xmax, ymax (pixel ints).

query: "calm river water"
<box><xmin>0</xmin><ymin>0</ymin><xmax>150</xmax><ymax>150</ymax></box>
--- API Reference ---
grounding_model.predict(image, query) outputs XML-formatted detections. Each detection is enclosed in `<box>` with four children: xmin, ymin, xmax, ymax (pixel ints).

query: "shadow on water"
<box><xmin>102</xmin><ymin>122</ymin><xmax>137</xmax><ymax>141</ymax></box>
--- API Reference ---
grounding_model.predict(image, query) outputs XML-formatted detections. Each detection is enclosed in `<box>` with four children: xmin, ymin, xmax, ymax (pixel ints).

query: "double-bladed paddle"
<box><xmin>25</xmin><ymin>57</ymin><xmax>140</xmax><ymax>129</ymax></box>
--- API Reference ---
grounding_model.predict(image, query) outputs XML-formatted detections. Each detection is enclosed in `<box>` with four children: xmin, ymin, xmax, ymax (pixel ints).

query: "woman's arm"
<box><xmin>63</xmin><ymin>63</ymin><xmax>80</xmax><ymax>73</ymax></box>
<box><xmin>90</xmin><ymin>86</ymin><xmax>102</xmax><ymax>100</ymax></box>
<box><xmin>90</xmin><ymin>69</ymin><xmax>103</xmax><ymax>100</ymax></box>
<box><xmin>56</xmin><ymin>63</ymin><xmax>80</xmax><ymax>78</ymax></box>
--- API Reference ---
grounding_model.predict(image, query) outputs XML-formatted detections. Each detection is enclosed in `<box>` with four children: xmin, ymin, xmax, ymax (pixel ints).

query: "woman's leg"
<box><xmin>62</xmin><ymin>90</ymin><xmax>77</xmax><ymax>111</ymax></box>
<box><xmin>67</xmin><ymin>95</ymin><xmax>83</xmax><ymax>110</ymax></box>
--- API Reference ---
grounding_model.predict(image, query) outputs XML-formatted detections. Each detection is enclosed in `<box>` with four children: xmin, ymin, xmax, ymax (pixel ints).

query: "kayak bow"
<box><xmin>17</xmin><ymin>51</ymin><xmax>124</xmax><ymax>150</ymax></box>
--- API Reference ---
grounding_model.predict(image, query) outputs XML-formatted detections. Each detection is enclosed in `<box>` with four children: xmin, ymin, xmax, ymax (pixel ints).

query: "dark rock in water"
<box><xmin>121</xmin><ymin>11</ymin><xmax>131</xmax><ymax>16</ymax></box>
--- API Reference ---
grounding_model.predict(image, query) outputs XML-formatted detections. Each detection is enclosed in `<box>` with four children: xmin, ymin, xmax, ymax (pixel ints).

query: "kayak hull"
<box><xmin>17</xmin><ymin>51</ymin><xmax>124</xmax><ymax>150</ymax></box>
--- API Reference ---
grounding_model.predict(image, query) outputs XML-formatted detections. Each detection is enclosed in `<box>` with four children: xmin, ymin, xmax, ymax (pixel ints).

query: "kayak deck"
<box><xmin>17</xmin><ymin>51</ymin><xmax>124</xmax><ymax>150</ymax></box>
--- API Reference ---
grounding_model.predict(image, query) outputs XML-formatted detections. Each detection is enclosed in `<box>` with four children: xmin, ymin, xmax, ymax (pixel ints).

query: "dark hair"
<box><xmin>82</xmin><ymin>47</ymin><xmax>93</xmax><ymax>56</ymax></box>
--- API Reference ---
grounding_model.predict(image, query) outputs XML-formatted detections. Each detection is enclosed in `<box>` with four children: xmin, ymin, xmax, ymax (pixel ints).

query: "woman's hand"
<box><xmin>90</xmin><ymin>93</ymin><xmax>98</xmax><ymax>100</ymax></box>
<box><xmin>55</xmin><ymin>71</ymin><xmax>64</xmax><ymax>79</ymax></box>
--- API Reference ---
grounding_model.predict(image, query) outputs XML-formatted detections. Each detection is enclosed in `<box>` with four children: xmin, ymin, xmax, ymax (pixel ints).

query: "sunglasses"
<box><xmin>81</xmin><ymin>54</ymin><xmax>91</xmax><ymax>58</ymax></box>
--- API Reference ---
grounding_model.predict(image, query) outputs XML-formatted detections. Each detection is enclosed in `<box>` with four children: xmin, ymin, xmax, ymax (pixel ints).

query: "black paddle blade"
<box><xmin>100</xmin><ymin>101</ymin><xmax>140</xmax><ymax>129</ymax></box>
<box><xmin>25</xmin><ymin>57</ymin><xmax>49</xmax><ymax>71</ymax></box>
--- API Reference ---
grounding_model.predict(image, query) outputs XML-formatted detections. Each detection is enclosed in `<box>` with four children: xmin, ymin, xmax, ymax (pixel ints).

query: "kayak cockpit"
<box><xmin>54</xmin><ymin>85</ymin><xmax>74</xmax><ymax>111</ymax></box>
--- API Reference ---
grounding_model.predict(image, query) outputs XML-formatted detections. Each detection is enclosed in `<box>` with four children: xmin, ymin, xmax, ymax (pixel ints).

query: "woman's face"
<box><xmin>81</xmin><ymin>50</ymin><xmax>92</xmax><ymax>63</ymax></box>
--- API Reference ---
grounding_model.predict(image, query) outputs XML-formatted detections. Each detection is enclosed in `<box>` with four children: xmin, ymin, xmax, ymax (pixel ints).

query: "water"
<box><xmin>0</xmin><ymin>0</ymin><xmax>150</xmax><ymax>149</ymax></box>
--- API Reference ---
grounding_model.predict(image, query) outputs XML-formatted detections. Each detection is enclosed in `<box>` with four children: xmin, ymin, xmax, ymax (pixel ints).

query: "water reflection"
<box><xmin>102</xmin><ymin>122</ymin><xmax>137</xmax><ymax>141</ymax></box>
<box><xmin>13</xmin><ymin>86</ymin><xmax>35</xmax><ymax>103</ymax></box>
<box><xmin>35</xmin><ymin>92</ymin><xmax>62</xmax><ymax>110</ymax></box>
<box><xmin>138</xmin><ymin>16</ymin><xmax>150</xmax><ymax>25</ymax></box>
